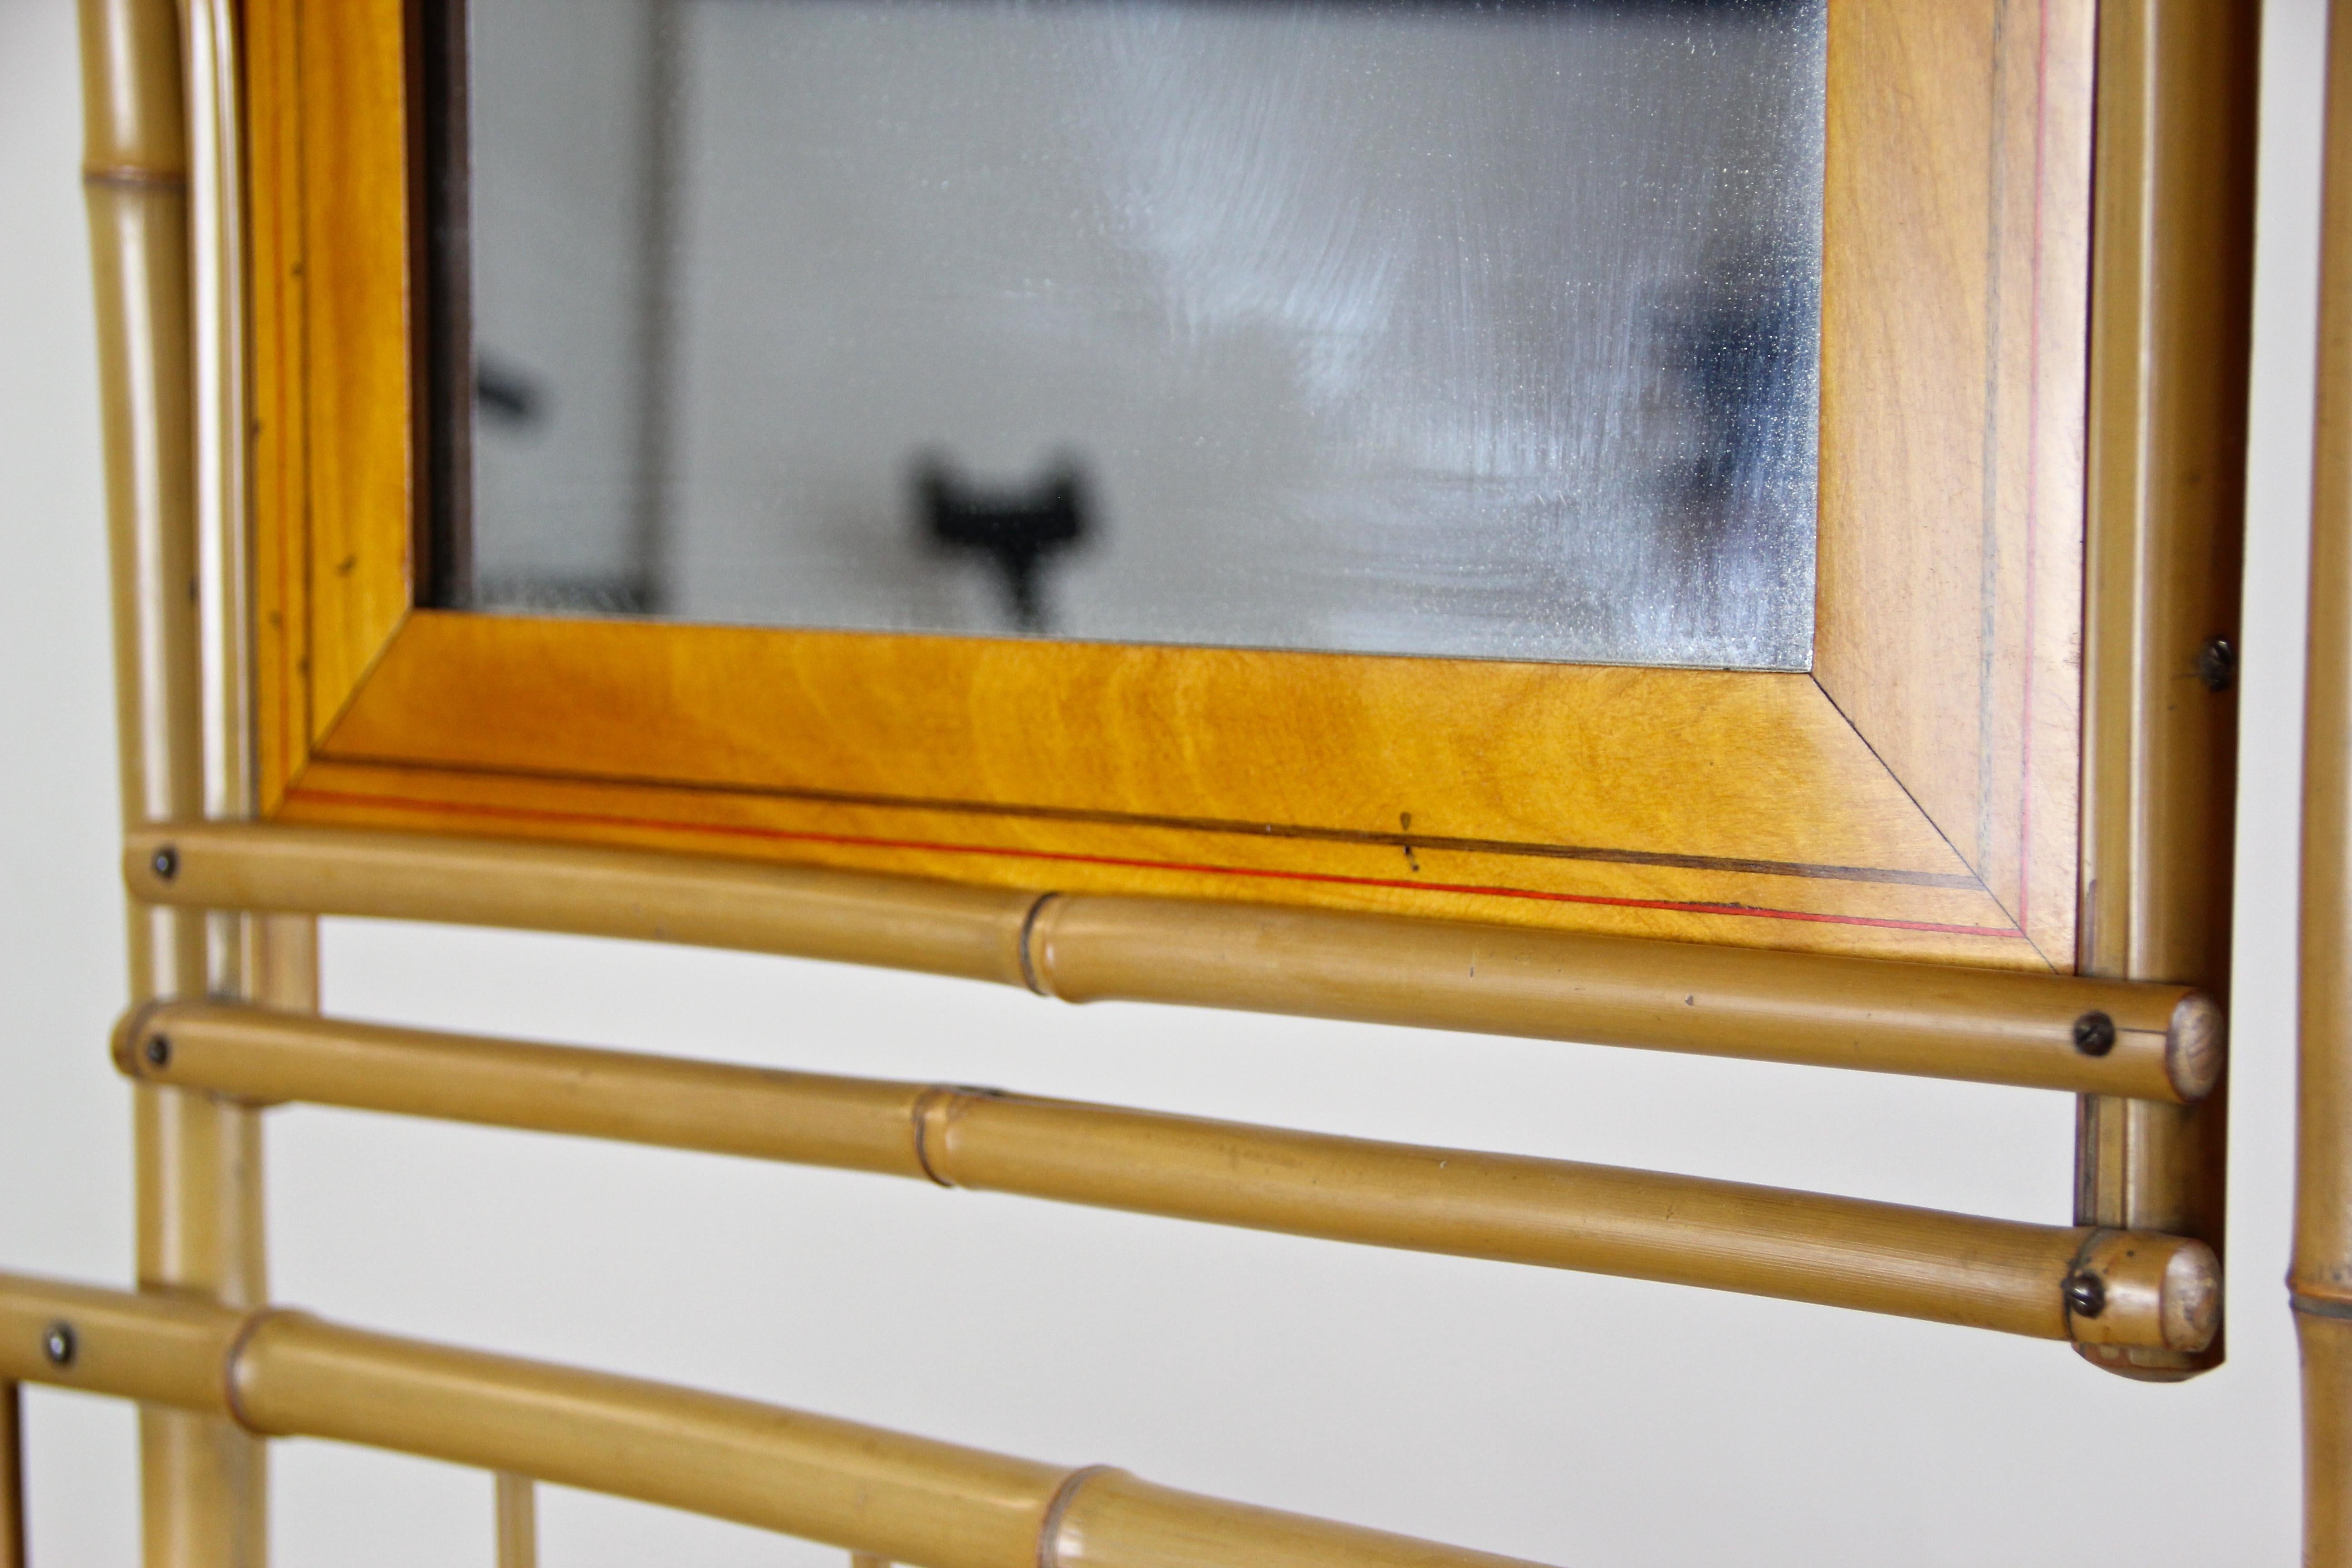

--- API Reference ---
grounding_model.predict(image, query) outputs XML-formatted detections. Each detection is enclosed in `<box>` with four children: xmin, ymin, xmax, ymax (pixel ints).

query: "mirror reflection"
<box><xmin>446</xmin><ymin>0</ymin><xmax>1826</xmax><ymax>669</ymax></box>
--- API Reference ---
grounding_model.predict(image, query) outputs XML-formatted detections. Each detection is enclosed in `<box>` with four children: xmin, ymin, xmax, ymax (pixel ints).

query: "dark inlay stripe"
<box><xmin>316</xmin><ymin>749</ymin><xmax>1986</xmax><ymax>892</ymax></box>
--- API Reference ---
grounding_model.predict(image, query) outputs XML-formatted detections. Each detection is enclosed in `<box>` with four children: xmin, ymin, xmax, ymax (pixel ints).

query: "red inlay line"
<box><xmin>282</xmin><ymin>785</ymin><xmax>2026</xmax><ymax>940</ymax></box>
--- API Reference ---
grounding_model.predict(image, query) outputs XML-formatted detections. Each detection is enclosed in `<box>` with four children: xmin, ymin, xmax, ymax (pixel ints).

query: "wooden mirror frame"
<box><xmin>242</xmin><ymin>0</ymin><xmax>2125</xmax><ymax>973</ymax></box>
<box><xmin>223</xmin><ymin>0</ymin><xmax>2253</xmax><ymax>1392</ymax></box>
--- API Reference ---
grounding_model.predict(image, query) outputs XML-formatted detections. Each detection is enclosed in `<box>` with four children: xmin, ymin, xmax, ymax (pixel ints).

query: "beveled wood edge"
<box><xmin>287</xmin><ymin>609</ymin><xmax>2040</xmax><ymax>964</ymax></box>
<box><xmin>1813</xmin><ymin>0</ymin><xmax>2092</xmax><ymax>971</ymax></box>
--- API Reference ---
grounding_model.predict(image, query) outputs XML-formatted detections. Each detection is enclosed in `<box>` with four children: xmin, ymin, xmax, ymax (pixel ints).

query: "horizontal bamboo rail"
<box><xmin>116</xmin><ymin>1003</ymin><xmax>2221</xmax><ymax>1351</ymax></box>
<box><xmin>121</xmin><ymin>823</ymin><xmax>2224</xmax><ymax>1102</ymax></box>
<box><xmin>0</xmin><ymin>1270</ymin><xmax>1545</xmax><ymax>1568</ymax></box>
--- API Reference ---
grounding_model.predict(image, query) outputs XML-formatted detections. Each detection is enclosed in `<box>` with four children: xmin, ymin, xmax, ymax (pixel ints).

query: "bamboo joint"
<box><xmin>0</xmin><ymin>1270</ymin><xmax>1547</xmax><ymax>1568</ymax></box>
<box><xmin>112</xmin><ymin>1001</ymin><xmax>2220</xmax><ymax>1352</ymax></box>
<box><xmin>122</xmin><ymin>823</ymin><xmax>2224</xmax><ymax>1102</ymax></box>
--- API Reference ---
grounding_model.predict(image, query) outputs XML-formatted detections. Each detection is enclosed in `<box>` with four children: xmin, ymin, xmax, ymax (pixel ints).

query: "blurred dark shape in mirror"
<box><xmin>917</xmin><ymin>456</ymin><xmax>1093</xmax><ymax>632</ymax></box>
<box><xmin>444</xmin><ymin>0</ymin><xmax>1827</xmax><ymax>670</ymax></box>
<box><xmin>474</xmin><ymin>354</ymin><xmax>544</xmax><ymax>426</ymax></box>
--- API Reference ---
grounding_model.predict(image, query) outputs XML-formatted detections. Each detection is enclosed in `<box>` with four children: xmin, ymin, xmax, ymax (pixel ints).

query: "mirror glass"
<box><xmin>447</xmin><ymin>0</ymin><xmax>1827</xmax><ymax>669</ymax></box>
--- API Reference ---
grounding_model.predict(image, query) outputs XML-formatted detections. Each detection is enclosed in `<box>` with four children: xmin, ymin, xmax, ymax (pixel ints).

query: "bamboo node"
<box><xmin>911</xmin><ymin>1086</ymin><xmax>1007</xmax><ymax>1187</ymax></box>
<box><xmin>1036</xmin><ymin>1464</ymin><xmax>1122</xmax><ymax>1568</ymax></box>
<box><xmin>80</xmin><ymin>165</ymin><xmax>186</xmax><ymax>191</ymax></box>
<box><xmin>1017</xmin><ymin>893</ymin><xmax>1062</xmax><ymax>997</ymax></box>
<box><xmin>221</xmin><ymin>1307</ymin><xmax>306</xmax><ymax>1434</ymax></box>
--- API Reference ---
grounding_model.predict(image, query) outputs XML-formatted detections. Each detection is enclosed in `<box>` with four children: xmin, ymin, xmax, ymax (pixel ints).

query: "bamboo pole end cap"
<box><xmin>107</xmin><ymin>1001</ymin><xmax>156</xmax><ymax>1077</ymax></box>
<box><xmin>2164</xmin><ymin>990</ymin><xmax>2227</xmax><ymax>1102</ymax></box>
<box><xmin>121</xmin><ymin>828</ymin><xmax>181</xmax><ymax>901</ymax></box>
<box><xmin>2068</xmin><ymin>1231</ymin><xmax>2220</xmax><ymax>1354</ymax></box>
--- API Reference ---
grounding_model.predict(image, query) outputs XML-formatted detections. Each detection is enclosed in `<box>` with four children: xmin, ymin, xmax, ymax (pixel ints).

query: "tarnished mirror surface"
<box><xmin>447</xmin><ymin>0</ymin><xmax>1826</xmax><ymax>669</ymax></box>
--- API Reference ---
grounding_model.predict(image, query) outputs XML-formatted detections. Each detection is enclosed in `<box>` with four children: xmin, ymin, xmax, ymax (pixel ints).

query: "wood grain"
<box><xmin>289</xmin><ymin>611</ymin><xmax>2036</xmax><ymax>963</ymax></box>
<box><xmin>247</xmin><ymin>0</ymin><xmax>414</xmax><ymax>808</ymax></box>
<box><xmin>1816</xmin><ymin>0</ymin><xmax>2093</xmax><ymax>968</ymax></box>
<box><xmin>243</xmin><ymin>0</ymin><xmax>2102</xmax><ymax>971</ymax></box>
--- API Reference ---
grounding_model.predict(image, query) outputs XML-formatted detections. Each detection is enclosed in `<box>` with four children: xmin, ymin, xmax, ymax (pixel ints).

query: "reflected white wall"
<box><xmin>472</xmin><ymin>0</ymin><xmax>1823</xmax><ymax>668</ymax></box>
<box><xmin>469</xmin><ymin>0</ymin><xmax>664</xmax><ymax>608</ymax></box>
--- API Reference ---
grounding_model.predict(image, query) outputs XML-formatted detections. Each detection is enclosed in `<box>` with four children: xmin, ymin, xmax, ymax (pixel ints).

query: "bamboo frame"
<box><xmin>2072</xmin><ymin>0</ymin><xmax>2258</xmax><ymax>1381</ymax></box>
<box><xmin>493</xmin><ymin>1473</ymin><xmax>535</xmax><ymax>1568</ymax></box>
<box><xmin>120</xmin><ymin>822</ymin><xmax>2224</xmax><ymax>1102</ymax></box>
<box><xmin>1</xmin><ymin>1382</ymin><xmax>20</xmax><ymax>1568</ymax></box>
<box><xmin>2300</xmin><ymin>2</ymin><xmax>2352</xmax><ymax>1559</ymax></box>
<box><xmin>0</xmin><ymin>1271</ymin><xmax>1548</xmax><ymax>1568</ymax></box>
<box><xmin>38</xmin><ymin>0</ymin><xmax>2262</xmax><ymax>1557</ymax></box>
<box><xmin>114</xmin><ymin>1002</ymin><xmax>2220</xmax><ymax>1350</ymax></box>
<box><xmin>78</xmin><ymin>0</ymin><xmax>273</xmax><ymax>1558</ymax></box>
<box><xmin>80</xmin><ymin>0</ymin><xmax>325</xmax><ymax>1558</ymax></box>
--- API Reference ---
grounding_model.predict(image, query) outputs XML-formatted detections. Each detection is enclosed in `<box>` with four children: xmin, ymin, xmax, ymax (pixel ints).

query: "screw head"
<box><xmin>2196</xmin><ymin>636</ymin><xmax>2238</xmax><ymax>693</ymax></box>
<box><xmin>2073</xmin><ymin>1011</ymin><xmax>2117</xmax><ymax>1057</ymax></box>
<box><xmin>144</xmin><ymin>1034</ymin><xmax>171</xmax><ymax>1068</ymax></box>
<box><xmin>2063</xmin><ymin>1272</ymin><xmax>2108</xmax><ymax>1320</ymax></box>
<box><xmin>150</xmin><ymin>846</ymin><xmax>179</xmax><ymax>881</ymax></box>
<box><xmin>41</xmin><ymin>1321</ymin><xmax>75</xmax><ymax>1367</ymax></box>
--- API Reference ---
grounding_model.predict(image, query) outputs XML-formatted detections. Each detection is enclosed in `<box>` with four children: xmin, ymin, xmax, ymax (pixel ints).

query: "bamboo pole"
<box><xmin>78</xmin><ymin>0</ymin><xmax>275</xmax><ymax>1557</ymax></box>
<box><xmin>0</xmin><ymin>1272</ymin><xmax>1550</xmax><ymax>1568</ymax></box>
<box><xmin>1</xmin><ymin>1382</ymin><xmax>21</xmax><ymax>1568</ymax></box>
<box><xmin>2300</xmin><ymin>3</ymin><xmax>2352</xmax><ymax>1560</ymax></box>
<box><xmin>2074</xmin><ymin>0</ymin><xmax>2259</xmax><ymax>1380</ymax></box>
<box><xmin>494</xmin><ymin>1473</ymin><xmax>536</xmax><ymax>1568</ymax></box>
<box><xmin>120</xmin><ymin>823</ymin><xmax>2225</xmax><ymax>1102</ymax></box>
<box><xmin>116</xmin><ymin>1003</ymin><xmax>2220</xmax><ymax>1351</ymax></box>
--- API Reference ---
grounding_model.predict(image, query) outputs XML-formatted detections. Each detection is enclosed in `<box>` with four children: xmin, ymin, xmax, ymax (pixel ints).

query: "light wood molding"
<box><xmin>246</xmin><ymin>0</ymin><xmax>2102</xmax><ymax>972</ymax></box>
<box><xmin>1817</xmin><ymin>0</ymin><xmax>2093</xmax><ymax>965</ymax></box>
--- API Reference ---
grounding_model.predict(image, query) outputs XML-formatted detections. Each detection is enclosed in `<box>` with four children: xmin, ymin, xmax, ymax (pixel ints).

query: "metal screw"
<box><xmin>150</xmin><ymin>845</ymin><xmax>178</xmax><ymax>881</ymax></box>
<box><xmin>41</xmin><ymin>1321</ymin><xmax>75</xmax><ymax>1367</ymax></box>
<box><xmin>2195</xmin><ymin>636</ymin><xmax>2238</xmax><ymax>693</ymax></box>
<box><xmin>2063</xmin><ymin>1272</ymin><xmax>2107</xmax><ymax>1319</ymax></box>
<box><xmin>144</xmin><ymin>1034</ymin><xmax>171</xmax><ymax>1068</ymax></box>
<box><xmin>2072</xmin><ymin>1011</ymin><xmax>2117</xmax><ymax>1057</ymax></box>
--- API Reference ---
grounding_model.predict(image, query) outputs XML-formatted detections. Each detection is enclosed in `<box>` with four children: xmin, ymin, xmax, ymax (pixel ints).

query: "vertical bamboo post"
<box><xmin>493</xmin><ymin>1473</ymin><xmax>536</xmax><ymax>1568</ymax></box>
<box><xmin>1</xmin><ymin>1382</ymin><xmax>23</xmax><ymax>1568</ymax></box>
<box><xmin>2300</xmin><ymin>4</ymin><xmax>2352</xmax><ymax>1560</ymax></box>
<box><xmin>81</xmin><ymin>0</ymin><xmax>303</xmax><ymax>1561</ymax></box>
<box><xmin>2075</xmin><ymin>0</ymin><xmax>2259</xmax><ymax>1379</ymax></box>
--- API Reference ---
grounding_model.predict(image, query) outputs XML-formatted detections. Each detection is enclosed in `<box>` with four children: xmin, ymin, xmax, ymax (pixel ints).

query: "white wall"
<box><xmin>0</xmin><ymin>0</ymin><xmax>2323</xmax><ymax>1561</ymax></box>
